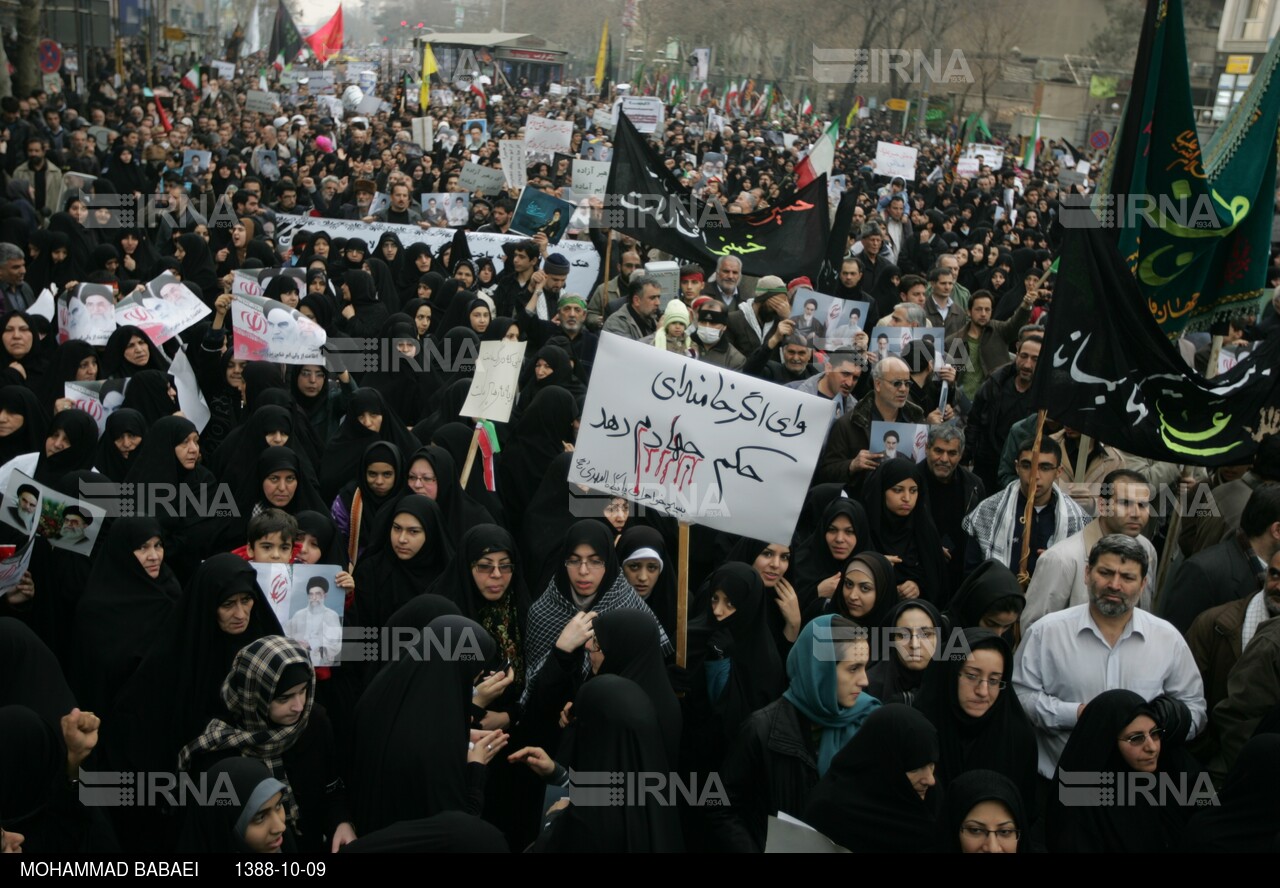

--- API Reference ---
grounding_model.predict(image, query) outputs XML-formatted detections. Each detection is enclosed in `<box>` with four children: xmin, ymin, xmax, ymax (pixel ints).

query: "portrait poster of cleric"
<box><xmin>58</xmin><ymin>283</ymin><xmax>117</xmax><ymax>347</ymax></box>
<box><xmin>232</xmin><ymin>293</ymin><xmax>327</xmax><ymax>365</ymax></box>
<box><xmin>114</xmin><ymin>272</ymin><xmax>212</xmax><ymax>346</ymax></box>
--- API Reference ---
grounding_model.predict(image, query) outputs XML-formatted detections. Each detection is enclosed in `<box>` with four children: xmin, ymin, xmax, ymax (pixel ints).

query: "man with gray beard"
<box><xmin>523</xmin><ymin>293</ymin><xmax>599</xmax><ymax>384</ymax></box>
<box><xmin>1015</xmin><ymin>534</ymin><xmax>1206</xmax><ymax>779</ymax></box>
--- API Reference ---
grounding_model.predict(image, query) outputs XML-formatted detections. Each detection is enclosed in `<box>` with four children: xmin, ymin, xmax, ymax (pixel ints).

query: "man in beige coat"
<box><xmin>1022</xmin><ymin>468</ymin><xmax>1157</xmax><ymax>630</ymax></box>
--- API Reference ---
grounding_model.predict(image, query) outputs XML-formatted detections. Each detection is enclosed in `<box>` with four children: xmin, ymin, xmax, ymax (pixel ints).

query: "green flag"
<box><xmin>1098</xmin><ymin>0</ymin><xmax>1280</xmax><ymax>337</ymax></box>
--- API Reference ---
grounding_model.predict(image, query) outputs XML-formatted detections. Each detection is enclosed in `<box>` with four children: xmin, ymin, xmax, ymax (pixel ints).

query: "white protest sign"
<box><xmin>411</xmin><ymin>116</ymin><xmax>433</xmax><ymax>149</ymax></box>
<box><xmin>613</xmin><ymin>96</ymin><xmax>665</xmax><ymax>133</ymax></box>
<box><xmin>874</xmin><ymin>141</ymin><xmax>918</xmax><ymax>180</ymax></box>
<box><xmin>1076</xmin><ymin>159</ymin><xmax>1091</xmax><ymax>174</ymax></box>
<box><xmin>168</xmin><ymin>349</ymin><xmax>211</xmax><ymax>433</ymax></box>
<box><xmin>962</xmin><ymin>142</ymin><xmax>1003</xmax><ymax>166</ymax></box>
<box><xmin>272</xmin><ymin>214</ymin><xmax>601</xmax><ymax>306</ymax></box>
<box><xmin>458</xmin><ymin>162</ymin><xmax>508</xmax><ymax>195</ymax></box>
<box><xmin>211</xmin><ymin>60</ymin><xmax>236</xmax><ymax>80</ymax></box>
<box><xmin>6</xmin><ymin>469</ymin><xmax>106</xmax><ymax>556</ymax></box>
<box><xmin>572</xmin><ymin>159</ymin><xmax>610</xmax><ymax>197</ymax></box>
<box><xmin>460</xmin><ymin>340</ymin><xmax>527</xmax><ymax>424</ymax></box>
<box><xmin>499</xmin><ymin>139</ymin><xmax>527</xmax><ymax>189</ymax></box>
<box><xmin>573</xmin><ymin>334</ymin><xmax>833</xmax><ymax>541</ymax></box>
<box><xmin>29</xmin><ymin>287</ymin><xmax>54</xmax><ymax>322</ymax></box>
<box><xmin>591</xmin><ymin>109</ymin><xmax>614</xmax><ymax>131</ymax></box>
<box><xmin>524</xmin><ymin>115</ymin><xmax>574</xmax><ymax>154</ymax></box>
<box><xmin>955</xmin><ymin>156</ymin><xmax>979</xmax><ymax>178</ymax></box>
<box><xmin>232</xmin><ymin>294</ymin><xmax>327</xmax><ymax>365</ymax></box>
<box><xmin>245</xmin><ymin>90</ymin><xmax>279</xmax><ymax>114</ymax></box>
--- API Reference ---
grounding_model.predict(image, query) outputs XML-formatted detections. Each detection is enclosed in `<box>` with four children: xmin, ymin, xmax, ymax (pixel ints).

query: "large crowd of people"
<box><xmin>0</xmin><ymin>37</ymin><xmax>1277</xmax><ymax>855</ymax></box>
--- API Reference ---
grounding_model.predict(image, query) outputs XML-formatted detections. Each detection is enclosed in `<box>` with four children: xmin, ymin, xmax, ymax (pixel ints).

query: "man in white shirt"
<box><xmin>1015</xmin><ymin>534</ymin><xmax>1207</xmax><ymax>779</ymax></box>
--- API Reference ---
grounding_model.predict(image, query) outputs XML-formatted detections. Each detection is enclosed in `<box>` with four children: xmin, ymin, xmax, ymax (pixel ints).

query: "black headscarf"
<box><xmin>71</xmin><ymin>517</ymin><xmax>180</xmax><ymax>716</ymax></box>
<box><xmin>616</xmin><ymin>525</ymin><xmax>676</xmax><ymax>637</ymax></box>
<box><xmin>92</xmin><ymin>407</ymin><xmax>146</xmax><ymax>482</ymax></box>
<box><xmin>1184</xmin><ymin>734</ymin><xmax>1280</xmax><ymax>853</ymax></box>
<box><xmin>38</xmin><ymin>339</ymin><xmax>98</xmax><ymax>414</ymax></box>
<box><xmin>110</xmin><ymin>554</ymin><xmax>283</xmax><ymax>774</ymax></box>
<box><xmin>943</xmin><ymin>769</ymin><xmax>1029</xmax><ymax>853</ymax></box>
<box><xmin>352</xmin><ymin>615</ymin><xmax>496</xmax><ymax>832</ymax></box>
<box><xmin>177</xmin><ymin>757</ymin><xmax>294</xmax><ymax>853</ymax></box>
<box><xmin>518</xmin><ymin>450</ymin><xmax>577</xmax><ymax>590</ymax></box>
<box><xmin>594</xmin><ymin>608</ymin><xmax>683</xmax><ymax>767</ymax></box>
<box><xmin>115</xmin><ymin>228</ymin><xmax>162</xmax><ymax>282</ymax></box>
<box><xmin>943</xmin><ymin>560</ymin><xmax>1025</xmax><ymax>636</ymax></box>
<box><xmin>0</xmin><ymin>617</ymin><xmax>77</xmax><ymax>722</ymax></box>
<box><xmin>913</xmin><ymin>628</ymin><xmax>1038</xmax><ymax>807</ymax></box>
<box><xmin>1049</xmin><ymin>689</ymin><xmax>1206</xmax><ymax>853</ymax></box>
<box><xmin>239</xmin><ymin>445</ymin><xmax>327</xmax><ymax>519</ymax></box>
<box><xmin>861</xmin><ymin>456</ymin><xmax>949</xmax><ymax>605</ymax></box>
<box><xmin>338</xmin><ymin>440</ymin><xmax>407</xmax><ymax>555</ymax></box>
<box><xmin>866</xmin><ymin>599</ymin><xmax>943</xmax><ymax>705</ymax></box>
<box><xmin>33</xmin><ymin>407</ymin><xmax>98</xmax><ymax>486</ymax></box>
<box><xmin>177</xmin><ymin>232</ymin><xmax>222</xmax><ymax>305</ymax></box>
<box><xmin>411</xmin><ymin>378</ymin><xmax>470</xmax><ymax>444</ymax></box>
<box><xmin>0</xmin><ymin>704</ymin><xmax>68</xmax><ymax>844</ymax></box>
<box><xmin>536</xmin><ymin>675</ymin><xmax>683</xmax><ymax>852</ymax></box>
<box><xmin>803</xmin><ymin>703</ymin><xmax>943</xmax><ymax>852</ymax></box>
<box><xmin>100</xmin><ymin>325</ymin><xmax>166</xmax><ymax>378</ymax></box>
<box><xmin>340</xmin><ymin>811</ymin><xmax>508</xmax><ymax>853</ymax></box>
<box><xmin>0</xmin><ymin>384</ymin><xmax>47</xmax><ymax>466</ymax></box>
<box><xmin>118</xmin><ymin>368</ymin><xmax>177</xmax><ymax>423</ymax></box>
<box><xmin>411</xmin><ymin>444</ymin><xmax>492</xmax><ymax>549</ymax></box>
<box><xmin>429</xmin><ymin>523</ymin><xmax>529</xmax><ymax>687</ymax></box>
<box><xmin>358</xmin><ymin>316</ymin><xmax>439</xmax><ymax>424</ymax></box>
<box><xmin>318</xmin><ymin>387</ymin><xmax>418</xmax><ymax>502</ymax></box>
<box><xmin>0</xmin><ymin>309</ymin><xmax>51</xmax><ymax>386</ymax></box>
<box><xmin>791</xmin><ymin>483</ymin><xmax>848</xmax><ymax>549</ymax></box>
<box><xmin>832</xmin><ymin>551</ymin><xmax>899</xmax><ymax>628</ymax></box>
<box><xmin>516</xmin><ymin>344</ymin><xmax>585</xmax><ymax>414</ymax></box>
<box><xmin>350</xmin><ymin>494</ymin><xmax>453</xmax><ymax>631</ymax></box>
<box><xmin>208</xmin><ymin>403</ymin><xmax>293</xmax><ymax>482</ymax></box>
<box><xmin>47</xmin><ymin>212</ymin><xmax>93</xmax><ymax>277</ymax></box>
<box><xmin>790</xmin><ymin>497</ymin><xmax>871</xmax><ymax>602</ymax></box>
<box><xmin>694</xmin><ymin>562</ymin><xmax>785</xmax><ymax>743</ymax></box>
<box><xmin>431</xmin><ymin>421</ymin><xmax>507</xmax><ymax>528</ymax></box>
<box><xmin>498</xmin><ymin>386</ymin><xmax>579</xmax><ymax>529</ymax></box>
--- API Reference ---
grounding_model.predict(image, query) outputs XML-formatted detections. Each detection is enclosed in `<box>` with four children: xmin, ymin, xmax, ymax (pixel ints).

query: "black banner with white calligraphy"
<box><xmin>604</xmin><ymin>113</ymin><xmax>830</xmax><ymax>279</ymax></box>
<box><xmin>1030</xmin><ymin>224</ymin><xmax>1280</xmax><ymax>466</ymax></box>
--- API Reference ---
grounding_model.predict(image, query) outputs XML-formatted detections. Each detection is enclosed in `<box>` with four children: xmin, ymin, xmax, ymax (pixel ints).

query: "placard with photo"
<box><xmin>869</xmin><ymin>421</ymin><xmax>929</xmax><ymax>463</ymax></box>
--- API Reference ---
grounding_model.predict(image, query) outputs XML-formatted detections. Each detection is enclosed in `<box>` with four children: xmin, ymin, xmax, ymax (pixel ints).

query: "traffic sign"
<box><xmin>1089</xmin><ymin>129</ymin><xmax>1111</xmax><ymax>151</ymax></box>
<box><xmin>37</xmin><ymin>40</ymin><xmax>61</xmax><ymax>75</ymax></box>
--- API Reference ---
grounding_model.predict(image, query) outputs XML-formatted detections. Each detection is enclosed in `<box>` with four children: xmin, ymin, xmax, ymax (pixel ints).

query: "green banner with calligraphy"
<box><xmin>1099</xmin><ymin>0</ymin><xmax>1280</xmax><ymax>337</ymax></box>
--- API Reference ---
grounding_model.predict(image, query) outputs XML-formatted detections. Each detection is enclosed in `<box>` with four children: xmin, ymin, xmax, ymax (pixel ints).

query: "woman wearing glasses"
<box><xmin>1048</xmin><ymin>688</ymin><xmax>1207</xmax><ymax>852</ymax></box>
<box><xmin>912</xmin><ymin>628</ymin><xmax>1038</xmax><ymax>810</ymax></box>
<box><xmin>866</xmin><ymin>599</ymin><xmax>944</xmax><ymax>706</ymax></box>
<box><xmin>520</xmin><ymin>521</ymin><xmax>671</xmax><ymax>737</ymax></box>
<box><xmin>946</xmin><ymin>770</ymin><xmax>1028</xmax><ymax>853</ymax></box>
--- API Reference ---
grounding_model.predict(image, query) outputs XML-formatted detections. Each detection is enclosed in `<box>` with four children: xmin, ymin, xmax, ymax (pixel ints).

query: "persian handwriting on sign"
<box><xmin>712</xmin><ymin>445</ymin><xmax>796</xmax><ymax>492</ymax></box>
<box><xmin>632</xmin><ymin>415</ymin><xmax>704</xmax><ymax>495</ymax></box>
<box><xmin>649</xmin><ymin>365</ymin><xmax>808</xmax><ymax>437</ymax></box>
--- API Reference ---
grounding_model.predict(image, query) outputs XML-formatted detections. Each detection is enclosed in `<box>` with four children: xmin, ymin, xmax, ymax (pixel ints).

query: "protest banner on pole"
<box><xmin>460</xmin><ymin>340</ymin><xmax>526</xmax><ymax>425</ymax></box>
<box><xmin>874</xmin><ymin>141</ymin><xmax>918</xmax><ymax>180</ymax></box>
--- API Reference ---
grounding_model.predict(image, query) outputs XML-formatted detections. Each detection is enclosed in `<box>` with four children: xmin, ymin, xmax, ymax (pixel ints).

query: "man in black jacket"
<box><xmin>918</xmin><ymin>424</ymin><xmax>986</xmax><ymax>594</ymax></box>
<box><xmin>966</xmin><ymin>333</ymin><xmax>1041</xmax><ymax>493</ymax></box>
<box><xmin>1161</xmin><ymin>485</ymin><xmax>1280</xmax><ymax>634</ymax></box>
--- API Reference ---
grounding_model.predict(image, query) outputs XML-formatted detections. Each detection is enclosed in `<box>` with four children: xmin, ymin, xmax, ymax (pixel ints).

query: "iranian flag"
<box><xmin>800</xmin><ymin>94</ymin><xmax>813</xmax><ymax>118</ymax></box>
<box><xmin>796</xmin><ymin>119</ymin><xmax>838</xmax><ymax>189</ymax></box>
<box><xmin>469</xmin><ymin>82</ymin><xmax>487</xmax><ymax>111</ymax></box>
<box><xmin>697</xmin><ymin>82</ymin><xmax>710</xmax><ymax>105</ymax></box>
<box><xmin>181</xmin><ymin>65</ymin><xmax>201</xmax><ymax>91</ymax></box>
<box><xmin>725</xmin><ymin>80</ymin><xmax>739</xmax><ymax>111</ymax></box>
<box><xmin>1022</xmin><ymin>112</ymin><xmax>1041</xmax><ymax>171</ymax></box>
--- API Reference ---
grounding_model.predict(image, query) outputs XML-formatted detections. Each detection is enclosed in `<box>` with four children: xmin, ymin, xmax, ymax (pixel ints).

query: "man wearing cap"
<box><xmin>726</xmin><ymin>274</ymin><xmax>790</xmax><ymax>356</ymax></box>
<box><xmin>692</xmin><ymin>297</ymin><xmax>746</xmax><ymax>371</ymax></box>
<box><xmin>57</xmin><ymin>506</ymin><xmax>95</xmax><ymax>555</ymax></box>
<box><xmin>743</xmin><ymin>323</ymin><xmax>818</xmax><ymax>386</ymax></box>
<box><xmin>523</xmin><ymin>252</ymin><xmax>571</xmax><ymax>321</ymax></box>
<box><xmin>851</xmin><ymin>223</ymin><xmax>889</xmax><ymax>283</ymax></box>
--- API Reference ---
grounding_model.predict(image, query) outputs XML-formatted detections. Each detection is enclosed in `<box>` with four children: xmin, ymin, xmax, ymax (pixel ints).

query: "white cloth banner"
<box><xmin>572</xmin><ymin>159</ymin><xmax>610</xmax><ymax>197</ymax></box>
<box><xmin>574</xmin><ymin>334</ymin><xmax>833</xmax><ymax>541</ymax></box>
<box><xmin>273</xmin><ymin>214</ymin><xmax>601</xmax><ymax>301</ymax></box>
<box><xmin>460</xmin><ymin>340</ymin><xmax>526</xmax><ymax>424</ymax></box>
